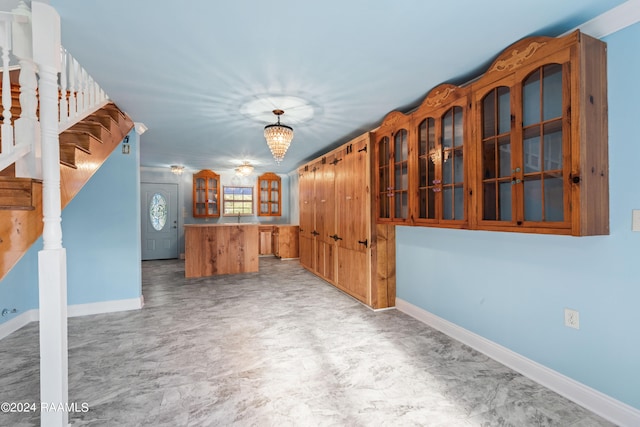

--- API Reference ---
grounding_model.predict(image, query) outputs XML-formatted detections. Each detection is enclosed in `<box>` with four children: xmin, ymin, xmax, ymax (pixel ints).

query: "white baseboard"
<box><xmin>0</xmin><ymin>297</ymin><xmax>144</xmax><ymax>340</ymax></box>
<box><xmin>396</xmin><ymin>298</ymin><xmax>640</xmax><ymax>427</ymax></box>
<box><xmin>0</xmin><ymin>309</ymin><xmax>39</xmax><ymax>340</ymax></box>
<box><xmin>67</xmin><ymin>296</ymin><xmax>144</xmax><ymax>317</ymax></box>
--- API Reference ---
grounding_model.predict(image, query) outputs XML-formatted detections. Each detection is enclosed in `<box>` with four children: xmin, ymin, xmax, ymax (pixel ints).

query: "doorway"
<box><xmin>141</xmin><ymin>183</ymin><xmax>179</xmax><ymax>260</ymax></box>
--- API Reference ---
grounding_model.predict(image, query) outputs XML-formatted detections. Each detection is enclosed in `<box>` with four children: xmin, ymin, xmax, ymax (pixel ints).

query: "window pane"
<box><xmin>443</xmin><ymin>110</ymin><xmax>453</xmax><ymax>148</ymax></box>
<box><xmin>543</xmin><ymin>122</ymin><xmax>562</xmax><ymax>171</ymax></box>
<box><xmin>419</xmin><ymin>120</ymin><xmax>427</xmax><ymax>155</ymax></box>
<box><xmin>498</xmin><ymin>137</ymin><xmax>511</xmax><ymax>178</ymax></box>
<box><xmin>223</xmin><ymin>186</ymin><xmax>254</xmax><ymax>215</ymax></box>
<box><xmin>524</xmin><ymin>178</ymin><xmax>542</xmax><ymax>221</ymax></box>
<box><xmin>442</xmin><ymin>155</ymin><xmax>452</xmax><ymax>185</ymax></box>
<box><xmin>523</xmin><ymin>127</ymin><xmax>541</xmax><ymax>173</ymax></box>
<box><xmin>419</xmin><ymin>157</ymin><xmax>427</xmax><ymax>187</ymax></box>
<box><xmin>394</xmin><ymin>130</ymin><xmax>408</xmax><ymax>163</ymax></box>
<box><xmin>543</xmin><ymin>64</ymin><xmax>563</xmax><ymax>121</ymax></box>
<box><xmin>428</xmin><ymin>190</ymin><xmax>435</xmax><ymax>219</ymax></box>
<box><xmin>499</xmin><ymin>181</ymin><xmax>512</xmax><ymax>221</ymax></box>
<box><xmin>454</xmin><ymin>107</ymin><xmax>463</xmax><ymax>147</ymax></box>
<box><xmin>454</xmin><ymin>186</ymin><xmax>464</xmax><ymax>220</ymax></box>
<box><xmin>498</xmin><ymin>86</ymin><xmax>511</xmax><ymax>135</ymax></box>
<box><xmin>482</xmin><ymin>91</ymin><xmax>496</xmax><ymax>139</ymax></box>
<box><xmin>379</xmin><ymin>137</ymin><xmax>389</xmax><ymax>166</ymax></box>
<box><xmin>149</xmin><ymin>193</ymin><xmax>167</xmax><ymax>231</ymax></box>
<box><xmin>395</xmin><ymin>192</ymin><xmax>408</xmax><ymax>219</ymax></box>
<box><xmin>395</xmin><ymin>162</ymin><xmax>408</xmax><ymax>191</ymax></box>
<box><xmin>544</xmin><ymin>174</ymin><xmax>564</xmax><ymax>221</ymax></box>
<box><xmin>523</xmin><ymin>70</ymin><xmax>541</xmax><ymax>127</ymax></box>
<box><xmin>483</xmin><ymin>141</ymin><xmax>496</xmax><ymax>179</ymax></box>
<box><xmin>419</xmin><ymin>189</ymin><xmax>427</xmax><ymax>218</ymax></box>
<box><xmin>443</xmin><ymin>188</ymin><xmax>452</xmax><ymax>220</ymax></box>
<box><xmin>483</xmin><ymin>182</ymin><xmax>496</xmax><ymax>220</ymax></box>
<box><xmin>453</xmin><ymin>149</ymin><xmax>463</xmax><ymax>183</ymax></box>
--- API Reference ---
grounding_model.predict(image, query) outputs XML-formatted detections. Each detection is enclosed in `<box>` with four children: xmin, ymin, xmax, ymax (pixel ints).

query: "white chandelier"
<box><xmin>264</xmin><ymin>109</ymin><xmax>293</xmax><ymax>164</ymax></box>
<box><xmin>235</xmin><ymin>161</ymin><xmax>254</xmax><ymax>176</ymax></box>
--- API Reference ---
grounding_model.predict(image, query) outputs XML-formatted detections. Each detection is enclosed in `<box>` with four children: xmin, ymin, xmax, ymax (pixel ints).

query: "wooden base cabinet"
<box><xmin>298</xmin><ymin>132</ymin><xmax>395</xmax><ymax>309</ymax></box>
<box><xmin>259</xmin><ymin>225</ymin><xmax>274</xmax><ymax>255</ymax></box>
<box><xmin>273</xmin><ymin>225</ymin><xmax>299</xmax><ymax>259</ymax></box>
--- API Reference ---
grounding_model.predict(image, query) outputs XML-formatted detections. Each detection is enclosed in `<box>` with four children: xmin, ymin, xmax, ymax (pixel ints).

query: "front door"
<box><xmin>141</xmin><ymin>183</ymin><xmax>178</xmax><ymax>260</ymax></box>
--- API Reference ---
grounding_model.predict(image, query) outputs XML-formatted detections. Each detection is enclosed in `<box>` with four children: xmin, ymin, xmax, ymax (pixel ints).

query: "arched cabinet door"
<box><xmin>374</xmin><ymin>111</ymin><xmax>411</xmax><ymax>225</ymax></box>
<box><xmin>192</xmin><ymin>169</ymin><xmax>220</xmax><ymax>218</ymax></box>
<box><xmin>257</xmin><ymin>172</ymin><xmax>281</xmax><ymax>217</ymax></box>
<box><xmin>412</xmin><ymin>83</ymin><xmax>470</xmax><ymax>228</ymax></box>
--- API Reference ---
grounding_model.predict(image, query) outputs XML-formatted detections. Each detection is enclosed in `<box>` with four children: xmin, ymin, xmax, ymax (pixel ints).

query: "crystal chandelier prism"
<box><xmin>264</xmin><ymin>109</ymin><xmax>293</xmax><ymax>163</ymax></box>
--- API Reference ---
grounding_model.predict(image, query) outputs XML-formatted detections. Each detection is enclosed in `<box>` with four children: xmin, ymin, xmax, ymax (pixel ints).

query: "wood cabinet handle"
<box><xmin>329</xmin><ymin>234</ymin><xmax>343</xmax><ymax>241</ymax></box>
<box><xmin>358</xmin><ymin>239</ymin><xmax>368</xmax><ymax>248</ymax></box>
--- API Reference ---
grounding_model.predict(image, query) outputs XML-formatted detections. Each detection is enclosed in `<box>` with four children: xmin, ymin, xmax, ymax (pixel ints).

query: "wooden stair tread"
<box><xmin>59</xmin><ymin>130</ymin><xmax>96</xmax><ymax>154</ymax></box>
<box><xmin>59</xmin><ymin>143</ymin><xmax>78</xmax><ymax>169</ymax></box>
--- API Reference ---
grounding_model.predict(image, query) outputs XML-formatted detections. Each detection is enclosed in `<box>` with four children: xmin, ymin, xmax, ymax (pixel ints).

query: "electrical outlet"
<box><xmin>564</xmin><ymin>308</ymin><xmax>580</xmax><ymax>329</ymax></box>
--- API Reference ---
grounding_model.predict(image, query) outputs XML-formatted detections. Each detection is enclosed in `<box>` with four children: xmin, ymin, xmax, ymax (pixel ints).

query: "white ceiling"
<box><xmin>46</xmin><ymin>0</ymin><xmax>628</xmax><ymax>175</ymax></box>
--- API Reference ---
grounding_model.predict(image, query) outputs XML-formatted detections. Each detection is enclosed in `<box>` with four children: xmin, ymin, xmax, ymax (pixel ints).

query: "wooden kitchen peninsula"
<box><xmin>184</xmin><ymin>224</ymin><xmax>259</xmax><ymax>278</ymax></box>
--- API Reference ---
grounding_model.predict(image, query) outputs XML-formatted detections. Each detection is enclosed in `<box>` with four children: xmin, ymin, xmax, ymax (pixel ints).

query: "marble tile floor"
<box><xmin>0</xmin><ymin>257</ymin><xmax>615</xmax><ymax>427</ymax></box>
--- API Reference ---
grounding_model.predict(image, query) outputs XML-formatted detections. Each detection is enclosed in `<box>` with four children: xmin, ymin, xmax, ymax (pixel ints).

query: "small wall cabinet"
<box><xmin>257</xmin><ymin>172</ymin><xmax>281</xmax><ymax>216</ymax></box>
<box><xmin>192</xmin><ymin>169</ymin><xmax>220</xmax><ymax>218</ymax></box>
<box><xmin>374</xmin><ymin>31</ymin><xmax>608</xmax><ymax>236</ymax></box>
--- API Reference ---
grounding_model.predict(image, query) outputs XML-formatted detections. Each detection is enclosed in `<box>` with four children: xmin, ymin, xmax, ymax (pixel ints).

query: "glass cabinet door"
<box><xmin>521</xmin><ymin>63</ymin><xmax>565</xmax><ymax>223</ymax></box>
<box><xmin>393</xmin><ymin>129</ymin><xmax>409</xmax><ymax>220</ymax></box>
<box><xmin>417</xmin><ymin>118</ymin><xmax>437</xmax><ymax>221</ymax></box>
<box><xmin>192</xmin><ymin>170</ymin><xmax>220</xmax><ymax>218</ymax></box>
<box><xmin>257</xmin><ymin>172</ymin><xmax>281</xmax><ymax>217</ymax></box>
<box><xmin>441</xmin><ymin>106</ymin><xmax>464</xmax><ymax>220</ymax></box>
<box><xmin>481</xmin><ymin>86</ymin><xmax>513</xmax><ymax>222</ymax></box>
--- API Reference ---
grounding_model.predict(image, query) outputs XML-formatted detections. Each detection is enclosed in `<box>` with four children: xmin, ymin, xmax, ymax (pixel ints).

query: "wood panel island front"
<box><xmin>184</xmin><ymin>224</ymin><xmax>259</xmax><ymax>278</ymax></box>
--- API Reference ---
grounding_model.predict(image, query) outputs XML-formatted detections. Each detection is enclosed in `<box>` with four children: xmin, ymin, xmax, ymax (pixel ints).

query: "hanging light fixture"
<box><xmin>235</xmin><ymin>161</ymin><xmax>254</xmax><ymax>176</ymax></box>
<box><xmin>264</xmin><ymin>109</ymin><xmax>293</xmax><ymax>163</ymax></box>
<box><xmin>170</xmin><ymin>165</ymin><xmax>184</xmax><ymax>175</ymax></box>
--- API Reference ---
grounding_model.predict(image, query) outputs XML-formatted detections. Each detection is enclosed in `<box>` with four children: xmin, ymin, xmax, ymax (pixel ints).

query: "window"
<box><xmin>223</xmin><ymin>186</ymin><xmax>254</xmax><ymax>215</ymax></box>
<box><xmin>149</xmin><ymin>193</ymin><xmax>167</xmax><ymax>231</ymax></box>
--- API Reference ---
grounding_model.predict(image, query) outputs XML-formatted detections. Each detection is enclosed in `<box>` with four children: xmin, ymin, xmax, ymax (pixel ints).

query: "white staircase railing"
<box><xmin>0</xmin><ymin>0</ymin><xmax>109</xmax><ymax>177</ymax></box>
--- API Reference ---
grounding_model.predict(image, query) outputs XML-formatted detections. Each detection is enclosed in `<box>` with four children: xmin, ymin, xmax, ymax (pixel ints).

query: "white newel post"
<box><xmin>32</xmin><ymin>2</ymin><xmax>68</xmax><ymax>427</ymax></box>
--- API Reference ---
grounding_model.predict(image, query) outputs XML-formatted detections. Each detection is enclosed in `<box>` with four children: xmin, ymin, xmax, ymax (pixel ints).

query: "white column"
<box><xmin>32</xmin><ymin>2</ymin><xmax>68</xmax><ymax>426</ymax></box>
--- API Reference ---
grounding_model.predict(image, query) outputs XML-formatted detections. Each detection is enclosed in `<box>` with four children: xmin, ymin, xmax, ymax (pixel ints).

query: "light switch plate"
<box><xmin>632</xmin><ymin>210</ymin><xmax>640</xmax><ymax>232</ymax></box>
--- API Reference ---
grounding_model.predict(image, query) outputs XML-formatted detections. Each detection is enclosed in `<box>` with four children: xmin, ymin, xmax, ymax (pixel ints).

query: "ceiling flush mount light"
<box><xmin>170</xmin><ymin>165</ymin><xmax>184</xmax><ymax>175</ymax></box>
<box><xmin>235</xmin><ymin>161</ymin><xmax>254</xmax><ymax>177</ymax></box>
<box><xmin>264</xmin><ymin>109</ymin><xmax>294</xmax><ymax>164</ymax></box>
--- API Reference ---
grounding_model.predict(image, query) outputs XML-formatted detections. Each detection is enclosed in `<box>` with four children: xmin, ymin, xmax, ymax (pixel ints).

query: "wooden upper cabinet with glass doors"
<box><xmin>257</xmin><ymin>172</ymin><xmax>281</xmax><ymax>216</ymax></box>
<box><xmin>192</xmin><ymin>169</ymin><xmax>220</xmax><ymax>218</ymax></box>
<box><xmin>373</xmin><ymin>30</ymin><xmax>608</xmax><ymax>236</ymax></box>
<box><xmin>374</xmin><ymin>111</ymin><xmax>411</xmax><ymax>224</ymax></box>
<box><xmin>412</xmin><ymin>84</ymin><xmax>470</xmax><ymax>227</ymax></box>
<box><xmin>471</xmin><ymin>31</ymin><xmax>608</xmax><ymax>235</ymax></box>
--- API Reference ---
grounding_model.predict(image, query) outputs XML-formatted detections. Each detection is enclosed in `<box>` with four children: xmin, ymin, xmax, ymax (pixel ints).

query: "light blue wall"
<box><xmin>64</xmin><ymin>129</ymin><xmax>142</xmax><ymax>304</ymax></box>
<box><xmin>0</xmin><ymin>129</ymin><xmax>142</xmax><ymax>323</ymax></box>
<box><xmin>0</xmin><ymin>238</ymin><xmax>40</xmax><ymax>320</ymax></box>
<box><xmin>396</xmin><ymin>22</ymin><xmax>640</xmax><ymax>411</ymax></box>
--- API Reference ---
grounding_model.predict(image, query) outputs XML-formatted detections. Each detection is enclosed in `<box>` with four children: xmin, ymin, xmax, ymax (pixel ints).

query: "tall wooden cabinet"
<box><xmin>298</xmin><ymin>132</ymin><xmax>395</xmax><ymax>309</ymax></box>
